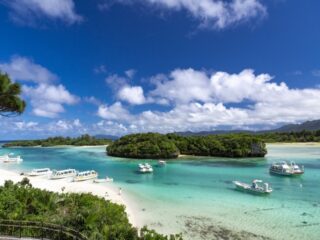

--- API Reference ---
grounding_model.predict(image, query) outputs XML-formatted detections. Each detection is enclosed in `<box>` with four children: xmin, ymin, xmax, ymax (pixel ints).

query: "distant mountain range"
<box><xmin>176</xmin><ymin>120</ymin><xmax>320</xmax><ymax>136</ymax></box>
<box><xmin>272</xmin><ymin>120</ymin><xmax>320</xmax><ymax>132</ymax></box>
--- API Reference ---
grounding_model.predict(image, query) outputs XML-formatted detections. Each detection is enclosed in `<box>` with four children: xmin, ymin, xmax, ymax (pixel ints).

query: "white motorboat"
<box><xmin>73</xmin><ymin>170</ymin><xmax>98</xmax><ymax>182</ymax></box>
<box><xmin>2</xmin><ymin>154</ymin><xmax>23</xmax><ymax>163</ymax></box>
<box><xmin>139</xmin><ymin>163</ymin><xmax>153</xmax><ymax>173</ymax></box>
<box><xmin>94</xmin><ymin>177</ymin><xmax>113</xmax><ymax>183</ymax></box>
<box><xmin>50</xmin><ymin>169</ymin><xmax>77</xmax><ymax>180</ymax></box>
<box><xmin>270</xmin><ymin>161</ymin><xmax>304</xmax><ymax>176</ymax></box>
<box><xmin>233</xmin><ymin>179</ymin><xmax>272</xmax><ymax>194</ymax></box>
<box><xmin>158</xmin><ymin>160</ymin><xmax>166</xmax><ymax>166</ymax></box>
<box><xmin>26</xmin><ymin>168</ymin><xmax>52</xmax><ymax>177</ymax></box>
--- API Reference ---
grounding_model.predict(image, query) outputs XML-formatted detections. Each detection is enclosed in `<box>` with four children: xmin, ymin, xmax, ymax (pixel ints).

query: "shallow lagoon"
<box><xmin>1</xmin><ymin>144</ymin><xmax>320</xmax><ymax>240</ymax></box>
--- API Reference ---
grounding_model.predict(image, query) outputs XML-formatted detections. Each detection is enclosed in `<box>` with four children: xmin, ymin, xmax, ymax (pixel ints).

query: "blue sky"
<box><xmin>0</xmin><ymin>0</ymin><xmax>320</xmax><ymax>139</ymax></box>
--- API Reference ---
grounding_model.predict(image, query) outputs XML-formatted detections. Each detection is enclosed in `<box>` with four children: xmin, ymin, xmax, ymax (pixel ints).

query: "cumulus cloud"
<box><xmin>106</xmin><ymin>73</ymin><xmax>129</xmax><ymax>90</ymax></box>
<box><xmin>109</xmin><ymin>0</ymin><xmax>267</xmax><ymax>29</ymax></box>
<box><xmin>117</xmin><ymin>85</ymin><xmax>146</xmax><ymax>105</ymax></box>
<box><xmin>96</xmin><ymin>68</ymin><xmax>320</xmax><ymax>135</ymax></box>
<box><xmin>1</xmin><ymin>0</ymin><xmax>82</xmax><ymax>26</ymax></box>
<box><xmin>97</xmin><ymin>102</ymin><xmax>132</xmax><ymax>121</ymax></box>
<box><xmin>0</xmin><ymin>56</ymin><xmax>58</xmax><ymax>83</ymax></box>
<box><xmin>0</xmin><ymin>56</ymin><xmax>79</xmax><ymax>118</ymax></box>
<box><xmin>23</xmin><ymin>84</ymin><xmax>79</xmax><ymax>118</ymax></box>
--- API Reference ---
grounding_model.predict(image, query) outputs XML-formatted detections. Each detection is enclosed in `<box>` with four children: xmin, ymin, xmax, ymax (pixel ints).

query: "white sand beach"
<box><xmin>0</xmin><ymin>168</ymin><xmax>139</xmax><ymax>227</ymax></box>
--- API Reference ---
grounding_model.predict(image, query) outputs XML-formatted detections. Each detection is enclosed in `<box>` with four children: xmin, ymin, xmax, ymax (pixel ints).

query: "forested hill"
<box><xmin>106</xmin><ymin>133</ymin><xmax>267</xmax><ymax>159</ymax></box>
<box><xmin>2</xmin><ymin>135</ymin><xmax>112</xmax><ymax>147</ymax></box>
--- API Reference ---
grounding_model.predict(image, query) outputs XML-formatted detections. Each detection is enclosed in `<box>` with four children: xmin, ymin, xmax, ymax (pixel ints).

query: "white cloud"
<box><xmin>117</xmin><ymin>85</ymin><xmax>146</xmax><ymax>105</ymax></box>
<box><xmin>0</xmin><ymin>118</ymin><xmax>87</xmax><ymax>139</ymax></box>
<box><xmin>0</xmin><ymin>56</ymin><xmax>58</xmax><ymax>83</ymax></box>
<box><xmin>97</xmin><ymin>102</ymin><xmax>132</xmax><ymax>121</ymax></box>
<box><xmin>111</xmin><ymin>0</ymin><xmax>267</xmax><ymax>29</ymax></box>
<box><xmin>2</xmin><ymin>0</ymin><xmax>82</xmax><ymax>25</ymax></box>
<box><xmin>95</xmin><ymin>68</ymin><xmax>320</xmax><ymax>135</ymax></box>
<box><xmin>0</xmin><ymin>55</ymin><xmax>79</xmax><ymax>118</ymax></box>
<box><xmin>106</xmin><ymin>74</ymin><xmax>129</xmax><ymax>90</ymax></box>
<box><xmin>15</xmin><ymin>121</ymin><xmax>39</xmax><ymax>130</ymax></box>
<box><xmin>23</xmin><ymin>84</ymin><xmax>79</xmax><ymax>118</ymax></box>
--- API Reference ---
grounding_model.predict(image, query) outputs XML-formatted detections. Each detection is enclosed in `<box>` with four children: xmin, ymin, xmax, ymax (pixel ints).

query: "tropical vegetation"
<box><xmin>0</xmin><ymin>71</ymin><xmax>26</xmax><ymax>117</ymax></box>
<box><xmin>0</xmin><ymin>179</ymin><xmax>182</xmax><ymax>240</ymax></box>
<box><xmin>107</xmin><ymin>133</ymin><xmax>180</xmax><ymax>159</ymax></box>
<box><xmin>107</xmin><ymin>133</ymin><xmax>267</xmax><ymax>159</ymax></box>
<box><xmin>3</xmin><ymin>134</ymin><xmax>112</xmax><ymax>147</ymax></box>
<box><xmin>256</xmin><ymin>130</ymin><xmax>320</xmax><ymax>142</ymax></box>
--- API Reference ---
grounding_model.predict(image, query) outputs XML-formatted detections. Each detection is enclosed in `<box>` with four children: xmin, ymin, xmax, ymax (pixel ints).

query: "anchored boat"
<box><xmin>50</xmin><ymin>169</ymin><xmax>77</xmax><ymax>180</ymax></box>
<box><xmin>73</xmin><ymin>170</ymin><xmax>98</xmax><ymax>182</ymax></box>
<box><xmin>94</xmin><ymin>177</ymin><xmax>113</xmax><ymax>183</ymax></box>
<box><xmin>158</xmin><ymin>160</ymin><xmax>166</xmax><ymax>166</ymax></box>
<box><xmin>139</xmin><ymin>163</ymin><xmax>153</xmax><ymax>173</ymax></box>
<box><xmin>2</xmin><ymin>154</ymin><xmax>23</xmax><ymax>163</ymax></box>
<box><xmin>233</xmin><ymin>179</ymin><xmax>272</xmax><ymax>194</ymax></box>
<box><xmin>26</xmin><ymin>168</ymin><xmax>52</xmax><ymax>177</ymax></box>
<box><xmin>269</xmin><ymin>161</ymin><xmax>304</xmax><ymax>176</ymax></box>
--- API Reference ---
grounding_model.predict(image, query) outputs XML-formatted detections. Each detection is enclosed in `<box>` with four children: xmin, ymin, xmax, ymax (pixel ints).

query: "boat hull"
<box><xmin>233</xmin><ymin>181</ymin><xmax>272</xmax><ymax>195</ymax></box>
<box><xmin>269</xmin><ymin>170</ymin><xmax>304</xmax><ymax>176</ymax></box>
<box><xmin>74</xmin><ymin>174</ymin><xmax>98</xmax><ymax>182</ymax></box>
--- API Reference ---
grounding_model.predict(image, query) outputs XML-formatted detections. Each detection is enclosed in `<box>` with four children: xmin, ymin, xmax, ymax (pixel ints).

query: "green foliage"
<box><xmin>0</xmin><ymin>71</ymin><xmax>26</xmax><ymax>116</ymax></box>
<box><xmin>256</xmin><ymin>130</ymin><xmax>320</xmax><ymax>143</ymax></box>
<box><xmin>0</xmin><ymin>181</ymin><xmax>181</xmax><ymax>240</ymax></box>
<box><xmin>107</xmin><ymin>133</ymin><xmax>180</xmax><ymax>159</ymax></box>
<box><xmin>107</xmin><ymin>133</ymin><xmax>267</xmax><ymax>159</ymax></box>
<box><xmin>3</xmin><ymin>134</ymin><xmax>112</xmax><ymax>148</ymax></box>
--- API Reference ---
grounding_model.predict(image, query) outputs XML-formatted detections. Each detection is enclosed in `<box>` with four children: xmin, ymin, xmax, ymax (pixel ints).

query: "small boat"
<box><xmin>26</xmin><ymin>168</ymin><xmax>52</xmax><ymax>176</ymax></box>
<box><xmin>233</xmin><ymin>179</ymin><xmax>272</xmax><ymax>194</ymax></box>
<box><xmin>73</xmin><ymin>170</ymin><xmax>98</xmax><ymax>182</ymax></box>
<box><xmin>269</xmin><ymin>161</ymin><xmax>304</xmax><ymax>176</ymax></box>
<box><xmin>50</xmin><ymin>169</ymin><xmax>77</xmax><ymax>180</ymax></box>
<box><xmin>3</xmin><ymin>154</ymin><xmax>23</xmax><ymax>163</ymax></box>
<box><xmin>158</xmin><ymin>160</ymin><xmax>166</xmax><ymax>166</ymax></box>
<box><xmin>138</xmin><ymin>163</ymin><xmax>153</xmax><ymax>173</ymax></box>
<box><xmin>94</xmin><ymin>177</ymin><xmax>114</xmax><ymax>183</ymax></box>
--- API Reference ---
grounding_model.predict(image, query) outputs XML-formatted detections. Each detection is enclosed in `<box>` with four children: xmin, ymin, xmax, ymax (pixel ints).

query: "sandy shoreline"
<box><xmin>267</xmin><ymin>142</ymin><xmax>320</xmax><ymax>146</ymax></box>
<box><xmin>0</xmin><ymin>168</ymin><xmax>138</xmax><ymax>227</ymax></box>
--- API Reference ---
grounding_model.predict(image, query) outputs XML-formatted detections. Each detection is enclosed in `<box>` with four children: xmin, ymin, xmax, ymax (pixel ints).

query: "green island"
<box><xmin>2</xmin><ymin>134</ymin><xmax>112</xmax><ymax>147</ymax></box>
<box><xmin>0</xmin><ymin>178</ymin><xmax>182</xmax><ymax>240</ymax></box>
<box><xmin>107</xmin><ymin>133</ymin><xmax>267</xmax><ymax>159</ymax></box>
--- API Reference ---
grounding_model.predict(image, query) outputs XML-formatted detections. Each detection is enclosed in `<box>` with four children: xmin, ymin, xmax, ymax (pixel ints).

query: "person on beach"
<box><xmin>119</xmin><ymin>187</ymin><xmax>122</xmax><ymax>195</ymax></box>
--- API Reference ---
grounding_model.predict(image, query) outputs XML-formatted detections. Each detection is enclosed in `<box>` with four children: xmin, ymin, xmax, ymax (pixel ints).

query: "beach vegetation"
<box><xmin>0</xmin><ymin>180</ymin><xmax>182</xmax><ymax>240</ymax></box>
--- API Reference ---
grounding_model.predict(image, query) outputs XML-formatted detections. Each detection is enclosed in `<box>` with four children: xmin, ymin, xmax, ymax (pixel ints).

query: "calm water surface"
<box><xmin>1</xmin><ymin>144</ymin><xmax>320</xmax><ymax>240</ymax></box>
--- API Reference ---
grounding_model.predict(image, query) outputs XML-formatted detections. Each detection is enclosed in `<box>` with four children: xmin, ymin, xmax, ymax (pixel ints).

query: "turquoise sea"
<box><xmin>1</xmin><ymin>144</ymin><xmax>320</xmax><ymax>240</ymax></box>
